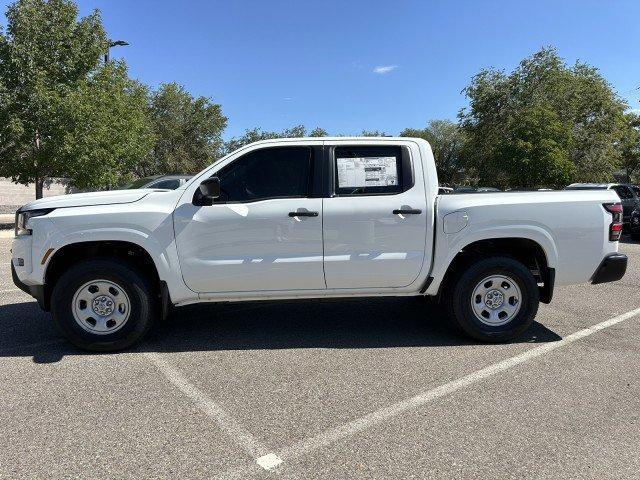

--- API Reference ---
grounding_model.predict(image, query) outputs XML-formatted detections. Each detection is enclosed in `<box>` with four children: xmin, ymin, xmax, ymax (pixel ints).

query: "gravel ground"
<box><xmin>1</xmin><ymin>237</ymin><xmax>639</xmax><ymax>479</ymax></box>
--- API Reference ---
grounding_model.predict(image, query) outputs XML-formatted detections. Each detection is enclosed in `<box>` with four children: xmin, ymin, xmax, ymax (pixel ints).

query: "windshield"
<box><xmin>124</xmin><ymin>177</ymin><xmax>157</xmax><ymax>189</ymax></box>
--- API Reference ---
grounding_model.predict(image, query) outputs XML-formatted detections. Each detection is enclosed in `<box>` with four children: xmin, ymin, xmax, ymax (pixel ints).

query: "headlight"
<box><xmin>15</xmin><ymin>208</ymin><xmax>55</xmax><ymax>236</ymax></box>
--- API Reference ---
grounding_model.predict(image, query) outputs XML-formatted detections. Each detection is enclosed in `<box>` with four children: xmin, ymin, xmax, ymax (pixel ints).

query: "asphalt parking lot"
<box><xmin>1</xmin><ymin>234</ymin><xmax>639</xmax><ymax>479</ymax></box>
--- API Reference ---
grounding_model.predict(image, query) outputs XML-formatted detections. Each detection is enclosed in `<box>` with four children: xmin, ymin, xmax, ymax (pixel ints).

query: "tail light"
<box><xmin>603</xmin><ymin>203</ymin><xmax>623</xmax><ymax>241</ymax></box>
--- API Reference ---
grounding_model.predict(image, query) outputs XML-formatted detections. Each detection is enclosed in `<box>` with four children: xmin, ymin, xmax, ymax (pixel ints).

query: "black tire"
<box><xmin>631</xmin><ymin>232</ymin><xmax>640</xmax><ymax>241</ymax></box>
<box><xmin>51</xmin><ymin>258</ymin><xmax>157</xmax><ymax>351</ymax></box>
<box><xmin>446</xmin><ymin>256</ymin><xmax>539</xmax><ymax>342</ymax></box>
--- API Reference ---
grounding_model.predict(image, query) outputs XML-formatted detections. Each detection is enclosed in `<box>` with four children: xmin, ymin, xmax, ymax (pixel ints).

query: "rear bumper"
<box><xmin>11</xmin><ymin>261</ymin><xmax>46</xmax><ymax>309</ymax></box>
<box><xmin>591</xmin><ymin>253</ymin><xmax>628</xmax><ymax>284</ymax></box>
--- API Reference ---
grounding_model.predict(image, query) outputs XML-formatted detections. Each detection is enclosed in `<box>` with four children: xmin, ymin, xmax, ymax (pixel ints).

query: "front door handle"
<box><xmin>289</xmin><ymin>211</ymin><xmax>319</xmax><ymax>217</ymax></box>
<box><xmin>393</xmin><ymin>209</ymin><xmax>422</xmax><ymax>215</ymax></box>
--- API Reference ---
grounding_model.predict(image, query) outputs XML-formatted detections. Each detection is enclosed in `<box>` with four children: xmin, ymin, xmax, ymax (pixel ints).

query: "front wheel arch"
<box><xmin>51</xmin><ymin>257</ymin><xmax>157</xmax><ymax>351</ymax></box>
<box><xmin>43</xmin><ymin>240</ymin><xmax>162</xmax><ymax>311</ymax></box>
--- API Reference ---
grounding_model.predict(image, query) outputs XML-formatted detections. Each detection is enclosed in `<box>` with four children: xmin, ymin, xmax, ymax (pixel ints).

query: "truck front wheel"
<box><xmin>51</xmin><ymin>258</ymin><xmax>156</xmax><ymax>351</ymax></box>
<box><xmin>447</xmin><ymin>256</ymin><xmax>539</xmax><ymax>342</ymax></box>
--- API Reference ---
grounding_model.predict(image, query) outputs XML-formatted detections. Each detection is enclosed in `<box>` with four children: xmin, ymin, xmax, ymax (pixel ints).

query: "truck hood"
<box><xmin>20</xmin><ymin>189</ymin><xmax>153</xmax><ymax>211</ymax></box>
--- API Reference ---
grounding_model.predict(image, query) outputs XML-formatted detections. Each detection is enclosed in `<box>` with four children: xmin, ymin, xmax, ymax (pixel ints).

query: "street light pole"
<box><xmin>104</xmin><ymin>39</ymin><xmax>129</xmax><ymax>63</ymax></box>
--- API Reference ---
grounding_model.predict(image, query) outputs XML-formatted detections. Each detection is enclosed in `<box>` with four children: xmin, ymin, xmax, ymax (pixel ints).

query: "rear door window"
<box><xmin>333</xmin><ymin>146</ymin><xmax>406</xmax><ymax>196</ymax></box>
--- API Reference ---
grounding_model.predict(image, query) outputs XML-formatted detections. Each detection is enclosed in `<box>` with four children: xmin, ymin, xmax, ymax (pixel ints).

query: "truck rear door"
<box><xmin>322</xmin><ymin>141</ymin><xmax>429</xmax><ymax>288</ymax></box>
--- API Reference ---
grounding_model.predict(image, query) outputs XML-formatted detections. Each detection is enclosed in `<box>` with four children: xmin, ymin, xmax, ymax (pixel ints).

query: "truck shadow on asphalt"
<box><xmin>0</xmin><ymin>297</ymin><xmax>562</xmax><ymax>364</ymax></box>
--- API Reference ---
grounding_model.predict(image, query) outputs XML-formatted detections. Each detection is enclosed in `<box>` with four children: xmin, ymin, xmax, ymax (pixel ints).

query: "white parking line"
<box><xmin>251</xmin><ymin>307</ymin><xmax>640</xmax><ymax>469</ymax></box>
<box><xmin>142</xmin><ymin>352</ymin><xmax>274</xmax><ymax>460</ymax></box>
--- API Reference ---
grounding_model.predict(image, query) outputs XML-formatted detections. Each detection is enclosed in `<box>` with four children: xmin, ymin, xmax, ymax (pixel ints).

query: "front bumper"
<box><xmin>591</xmin><ymin>253</ymin><xmax>628</xmax><ymax>284</ymax></box>
<box><xmin>11</xmin><ymin>261</ymin><xmax>46</xmax><ymax>309</ymax></box>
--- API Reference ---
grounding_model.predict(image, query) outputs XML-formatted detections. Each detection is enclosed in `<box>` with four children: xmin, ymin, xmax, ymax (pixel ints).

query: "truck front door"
<box><xmin>322</xmin><ymin>142</ymin><xmax>429</xmax><ymax>289</ymax></box>
<box><xmin>174</xmin><ymin>144</ymin><xmax>325</xmax><ymax>293</ymax></box>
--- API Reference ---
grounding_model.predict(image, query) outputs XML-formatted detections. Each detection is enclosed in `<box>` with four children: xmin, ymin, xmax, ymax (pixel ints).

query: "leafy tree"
<box><xmin>619</xmin><ymin>112</ymin><xmax>640</xmax><ymax>183</ymax></box>
<box><xmin>59</xmin><ymin>63</ymin><xmax>154</xmax><ymax>190</ymax></box>
<box><xmin>460</xmin><ymin>47</ymin><xmax>628</xmax><ymax>188</ymax></box>
<box><xmin>0</xmin><ymin>0</ymin><xmax>151</xmax><ymax>197</ymax></box>
<box><xmin>309</xmin><ymin>127</ymin><xmax>328</xmax><ymax>137</ymax></box>
<box><xmin>494</xmin><ymin>105</ymin><xmax>575</xmax><ymax>188</ymax></box>
<box><xmin>401</xmin><ymin>120</ymin><xmax>466</xmax><ymax>184</ymax></box>
<box><xmin>225</xmin><ymin>124</ymin><xmax>310</xmax><ymax>152</ymax></box>
<box><xmin>360</xmin><ymin>130</ymin><xmax>388</xmax><ymax>137</ymax></box>
<box><xmin>143</xmin><ymin>82</ymin><xmax>227</xmax><ymax>176</ymax></box>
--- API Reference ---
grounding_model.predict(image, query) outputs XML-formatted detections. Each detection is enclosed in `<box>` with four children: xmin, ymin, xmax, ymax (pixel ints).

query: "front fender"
<box><xmin>47</xmin><ymin>228</ymin><xmax>175</xmax><ymax>281</ymax></box>
<box><xmin>41</xmin><ymin>225</ymin><xmax>197</xmax><ymax>305</ymax></box>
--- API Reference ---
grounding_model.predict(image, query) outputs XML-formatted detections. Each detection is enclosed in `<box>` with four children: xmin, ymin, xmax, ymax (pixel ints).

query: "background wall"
<box><xmin>0</xmin><ymin>178</ymin><xmax>68</xmax><ymax>213</ymax></box>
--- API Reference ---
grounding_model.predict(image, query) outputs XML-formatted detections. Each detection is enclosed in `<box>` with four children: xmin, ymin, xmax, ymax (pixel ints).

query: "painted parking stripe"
<box><xmin>253</xmin><ymin>307</ymin><xmax>640</xmax><ymax>469</ymax></box>
<box><xmin>143</xmin><ymin>352</ymin><xmax>273</xmax><ymax>460</ymax></box>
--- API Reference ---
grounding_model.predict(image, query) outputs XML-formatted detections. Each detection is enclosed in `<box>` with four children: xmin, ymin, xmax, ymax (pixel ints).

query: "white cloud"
<box><xmin>372</xmin><ymin>65</ymin><xmax>398</xmax><ymax>75</ymax></box>
<box><xmin>283</xmin><ymin>97</ymin><xmax>293</xmax><ymax>101</ymax></box>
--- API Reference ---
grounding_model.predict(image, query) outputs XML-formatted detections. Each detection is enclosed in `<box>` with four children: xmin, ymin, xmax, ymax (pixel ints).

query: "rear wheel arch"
<box><xmin>445</xmin><ymin>254</ymin><xmax>540</xmax><ymax>342</ymax></box>
<box><xmin>438</xmin><ymin>237</ymin><xmax>554</xmax><ymax>304</ymax></box>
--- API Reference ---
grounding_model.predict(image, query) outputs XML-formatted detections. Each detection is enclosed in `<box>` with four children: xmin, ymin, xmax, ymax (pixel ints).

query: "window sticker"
<box><xmin>337</xmin><ymin>156</ymin><xmax>398</xmax><ymax>188</ymax></box>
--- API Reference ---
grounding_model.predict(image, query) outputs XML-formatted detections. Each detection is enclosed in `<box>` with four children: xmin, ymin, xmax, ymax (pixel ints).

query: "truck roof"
<box><xmin>239</xmin><ymin>136</ymin><xmax>427</xmax><ymax>145</ymax></box>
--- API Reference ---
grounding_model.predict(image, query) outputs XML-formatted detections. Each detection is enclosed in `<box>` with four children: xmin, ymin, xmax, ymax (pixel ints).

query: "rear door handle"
<box><xmin>393</xmin><ymin>209</ymin><xmax>422</xmax><ymax>215</ymax></box>
<box><xmin>289</xmin><ymin>211</ymin><xmax>319</xmax><ymax>217</ymax></box>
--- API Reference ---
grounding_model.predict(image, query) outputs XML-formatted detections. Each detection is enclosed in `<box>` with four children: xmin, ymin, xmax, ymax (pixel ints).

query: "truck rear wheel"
<box><xmin>447</xmin><ymin>256</ymin><xmax>539</xmax><ymax>342</ymax></box>
<box><xmin>51</xmin><ymin>258</ymin><xmax>156</xmax><ymax>351</ymax></box>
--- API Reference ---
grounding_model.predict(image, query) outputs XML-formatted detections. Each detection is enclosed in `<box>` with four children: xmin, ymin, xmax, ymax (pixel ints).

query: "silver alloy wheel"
<box><xmin>71</xmin><ymin>279</ymin><xmax>131</xmax><ymax>335</ymax></box>
<box><xmin>471</xmin><ymin>274</ymin><xmax>522</xmax><ymax>326</ymax></box>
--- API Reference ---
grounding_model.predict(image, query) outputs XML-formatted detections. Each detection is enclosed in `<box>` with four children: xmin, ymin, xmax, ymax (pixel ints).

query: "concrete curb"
<box><xmin>0</xmin><ymin>214</ymin><xmax>14</xmax><ymax>231</ymax></box>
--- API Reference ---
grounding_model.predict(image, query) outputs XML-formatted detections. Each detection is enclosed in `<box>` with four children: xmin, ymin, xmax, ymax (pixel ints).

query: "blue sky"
<box><xmin>2</xmin><ymin>0</ymin><xmax>640</xmax><ymax>138</ymax></box>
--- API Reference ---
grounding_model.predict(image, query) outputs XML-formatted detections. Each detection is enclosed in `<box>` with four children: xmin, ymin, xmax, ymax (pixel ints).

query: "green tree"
<box><xmin>309</xmin><ymin>127</ymin><xmax>328</xmax><ymax>137</ymax></box>
<box><xmin>619</xmin><ymin>112</ymin><xmax>640</xmax><ymax>183</ymax></box>
<box><xmin>143</xmin><ymin>82</ymin><xmax>227</xmax><ymax>176</ymax></box>
<box><xmin>494</xmin><ymin>105</ymin><xmax>575</xmax><ymax>188</ymax></box>
<box><xmin>460</xmin><ymin>47</ymin><xmax>628</xmax><ymax>188</ymax></box>
<box><xmin>401</xmin><ymin>120</ymin><xmax>466</xmax><ymax>184</ymax></box>
<box><xmin>360</xmin><ymin>130</ymin><xmax>388</xmax><ymax>137</ymax></box>
<box><xmin>0</xmin><ymin>0</ymin><xmax>151</xmax><ymax>197</ymax></box>
<box><xmin>59</xmin><ymin>62</ymin><xmax>154</xmax><ymax>190</ymax></box>
<box><xmin>225</xmin><ymin>124</ymin><xmax>310</xmax><ymax>152</ymax></box>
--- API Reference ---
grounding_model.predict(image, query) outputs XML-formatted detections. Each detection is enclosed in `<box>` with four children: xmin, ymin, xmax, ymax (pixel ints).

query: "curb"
<box><xmin>0</xmin><ymin>214</ymin><xmax>14</xmax><ymax>231</ymax></box>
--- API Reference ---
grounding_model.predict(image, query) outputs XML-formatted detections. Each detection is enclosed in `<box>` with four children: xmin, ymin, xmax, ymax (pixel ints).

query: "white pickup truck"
<box><xmin>11</xmin><ymin>138</ymin><xmax>628</xmax><ymax>351</ymax></box>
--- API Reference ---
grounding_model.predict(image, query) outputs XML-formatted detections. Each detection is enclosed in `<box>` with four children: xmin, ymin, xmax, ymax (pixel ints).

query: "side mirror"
<box><xmin>199</xmin><ymin>177</ymin><xmax>221</xmax><ymax>200</ymax></box>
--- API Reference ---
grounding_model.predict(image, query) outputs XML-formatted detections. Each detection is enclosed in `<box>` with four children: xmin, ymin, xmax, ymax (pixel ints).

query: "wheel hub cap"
<box><xmin>483</xmin><ymin>289</ymin><xmax>504</xmax><ymax>309</ymax></box>
<box><xmin>92</xmin><ymin>295</ymin><xmax>115</xmax><ymax>316</ymax></box>
<box><xmin>471</xmin><ymin>274</ymin><xmax>522</xmax><ymax>326</ymax></box>
<box><xmin>72</xmin><ymin>279</ymin><xmax>131</xmax><ymax>335</ymax></box>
